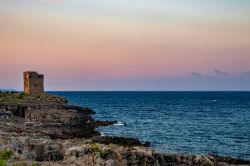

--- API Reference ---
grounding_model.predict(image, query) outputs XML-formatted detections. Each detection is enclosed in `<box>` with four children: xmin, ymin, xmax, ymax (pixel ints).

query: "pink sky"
<box><xmin>0</xmin><ymin>0</ymin><xmax>250</xmax><ymax>90</ymax></box>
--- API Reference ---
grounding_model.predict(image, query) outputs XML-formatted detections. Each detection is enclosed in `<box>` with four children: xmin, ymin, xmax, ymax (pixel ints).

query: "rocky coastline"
<box><xmin>0</xmin><ymin>91</ymin><xmax>249</xmax><ymax>166</ymax></box>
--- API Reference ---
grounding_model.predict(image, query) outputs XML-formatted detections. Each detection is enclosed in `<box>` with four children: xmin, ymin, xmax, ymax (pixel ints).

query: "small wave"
<box><xmin>212</xmin><ymin>100</ymin><xmax>217</xmax><ymax>102</ymax></box>
<box><xmin>114</xmin><ymin>121</ymin><xmax>126</xmax><ymax>126</ymax></box>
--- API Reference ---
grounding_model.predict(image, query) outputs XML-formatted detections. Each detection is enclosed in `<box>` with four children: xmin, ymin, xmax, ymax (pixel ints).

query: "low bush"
<box><xmin>91</xmin><ymin>143</ymin><xmax>102</xmax><ymax>153</ymax></box>
<box><xmin>0</xmin><ymin>150</ymin><xmax>14</xmax><ymax>160</ymax></box>
<box><xmin>0</xmin><ymin>160</ymin><xmax>6</xmax><ymax>166</ymax></box>
<box><xmin>30</xmin><ymin>162</ymin><xmax>38</xmax><ymax>166</ymax></box>
<box><xmin>91</xmin><ymin>143</ymin><xmax>110</xmax><ymax>159</ymax></box>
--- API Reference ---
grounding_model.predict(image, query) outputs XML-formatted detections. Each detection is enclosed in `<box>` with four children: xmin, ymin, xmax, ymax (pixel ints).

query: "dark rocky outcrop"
<box><xmin>0</xmin><ymin>92</ymin><xmax>113</xmax><ymax>140</ymax></box>
<box><xmin>92</xmin><ymin>136</ymin><xmax>150</xmax><ymax>147</ymax></box>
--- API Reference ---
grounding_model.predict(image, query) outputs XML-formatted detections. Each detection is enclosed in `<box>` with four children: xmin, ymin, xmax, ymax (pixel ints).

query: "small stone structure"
<box><xmin>23</xmin><ymin>71</ymin><xmax>44</xmax><ymax>94</ymax></box>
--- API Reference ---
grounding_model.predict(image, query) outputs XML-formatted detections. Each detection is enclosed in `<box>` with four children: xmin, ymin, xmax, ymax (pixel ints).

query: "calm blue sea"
<box><xmin>49</xmin><ymin>91</ymin><xmax>250</xmax><ymax>160</ymax></box>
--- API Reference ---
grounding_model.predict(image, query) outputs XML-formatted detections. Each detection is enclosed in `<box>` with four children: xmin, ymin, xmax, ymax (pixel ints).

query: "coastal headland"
<box><xmin>0</xmin><ymin>91</ymin><xmax>249</xmax><ymax>166</ymax></box>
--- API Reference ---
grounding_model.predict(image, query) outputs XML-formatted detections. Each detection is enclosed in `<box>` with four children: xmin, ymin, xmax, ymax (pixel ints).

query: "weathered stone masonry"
<box><xmin>23</xmin><ymin>71</ymin><xmax>44</xmax><ymax>94</ymax></box>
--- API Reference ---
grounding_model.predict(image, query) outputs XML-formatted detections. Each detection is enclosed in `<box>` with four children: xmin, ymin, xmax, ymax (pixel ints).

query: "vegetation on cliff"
<box><xmin>0</xmin><ymin>92</ymin><xmax>67</xmax><ymax>105</ymax></box>
<box><xmin>0</xmin><ymin>92</ymin><xmax>27</xmax><ymax>104</ymax></box>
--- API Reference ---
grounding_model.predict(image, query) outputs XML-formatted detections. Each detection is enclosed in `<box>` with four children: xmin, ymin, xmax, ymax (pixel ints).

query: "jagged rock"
<box><xmin>66</xmin><ymin>146</ymin><xmax>85</xmax><ymax>158</ymax></box>
<box><xmin>9</xmin><ymin>137</ymin><xmax>64</xmax><ymax>161</ymax></box>
<box><xmin>42</xmin><ymin>123</ymin><xmax>100</xmax><ymax>139</ymax></box>
<box><xmin>211</xmin><ymin>154</ymin><xmax>250</xmax><ymax>165</ymax></box>
<box><xmin>25</xmin><ymin>108</ymin><xmax>93</xmax><ymax>123</ymax></box>
<box><xmin>91</xmin><ymin>120</ymin><xmax>117</xmax><ymax>127</ymax></box>
<box><xmin>92</xmin><ymin>136</ymin><xmax>150</xmax><ymax>147</ymax></box>
<box><xmin>105</xmin><ymin>159</ymin><xmax>115</xmax><ymax>166</ymax></box>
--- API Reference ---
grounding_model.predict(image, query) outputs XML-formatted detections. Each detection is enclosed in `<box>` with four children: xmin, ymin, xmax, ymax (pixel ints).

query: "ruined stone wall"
<box><xmin>23</xmin><ymin>72</ymin><xmax>44</xmax><ymax>94</ymax></box>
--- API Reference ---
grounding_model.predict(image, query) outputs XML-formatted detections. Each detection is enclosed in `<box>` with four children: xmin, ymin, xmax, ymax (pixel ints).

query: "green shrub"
<box><xmin>91</xmin><ymin>143</ymin><xmax>109</xmax><ymax>159</ymax></box>
<box><xmin>100</xmin><ymin>149</ymin><xmax>109</xmax><ymax>159</ymax></box>
<box><xmin>30</xmin><ymin>162</ymin><xmax>38</xmax><ymax>166</ymax></box>
<box><xmin>0</xmin><ymin>150</ymin><xmax>14</xmax><ymax>160</ymax></box>
<box><xmin>91</xmin><ymin>143</ymin><xmax>102</xmax><ymax>153</ymax></box>
<box><xmin>0</xmin><ymin>160</ymin><xmax>6</xmax><ymax>166</ymax></box>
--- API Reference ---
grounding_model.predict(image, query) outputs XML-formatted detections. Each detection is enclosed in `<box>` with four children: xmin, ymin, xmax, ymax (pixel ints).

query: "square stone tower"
<box><xmin>23</xmin><ymin>71</ymin><xmax>44</xmax><ymax>94</ymax></box>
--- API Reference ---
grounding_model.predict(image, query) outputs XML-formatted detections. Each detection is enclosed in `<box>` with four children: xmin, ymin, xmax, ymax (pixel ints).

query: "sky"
<box><xmin>0</xmin><ymin>0</ymin><xmax>250</xmax><ymax>91</ymax></box>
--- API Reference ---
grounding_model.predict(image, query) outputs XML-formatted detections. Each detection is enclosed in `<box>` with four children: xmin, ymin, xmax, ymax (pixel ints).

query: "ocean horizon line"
<box><xmin>3</xmin><ymin>90</ymin><xmax>250</xmax><ymax>92</ymax></box>
<box><xmin>47</xmin><ymin>90</ymin><xmax>250</xmax><ymax>92</ymax></box>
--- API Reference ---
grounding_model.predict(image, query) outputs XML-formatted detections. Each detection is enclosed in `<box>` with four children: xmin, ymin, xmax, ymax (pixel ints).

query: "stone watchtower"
<box><xmin>23</xmin><ymin>71</ymin><xmax>44</xmax><ymax>94</ymax></box>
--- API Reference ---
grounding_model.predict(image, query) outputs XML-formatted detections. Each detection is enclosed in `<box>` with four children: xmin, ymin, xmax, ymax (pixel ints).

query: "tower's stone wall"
<box><xmin>23</xmin><ymin>71</ymin><xmax>44</xmax><ymax>94</ymax></box>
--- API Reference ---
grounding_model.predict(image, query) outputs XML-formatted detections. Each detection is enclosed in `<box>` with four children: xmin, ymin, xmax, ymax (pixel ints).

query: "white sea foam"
<box><xmin>114</xmin><ymin>121</ymin><xmax>125</xmax><ymax>126</ymax></box>
<box><xmin>101</xmin><ymin>132</ymin><xmax>111</xmax><ymax>136</ymax></box>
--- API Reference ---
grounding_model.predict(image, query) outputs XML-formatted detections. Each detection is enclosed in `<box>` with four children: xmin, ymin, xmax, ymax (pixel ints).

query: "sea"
<box><xmin>49</xmin><ymin>91</ymin><xmax>250</xmax><ymax>160</ymax></box>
